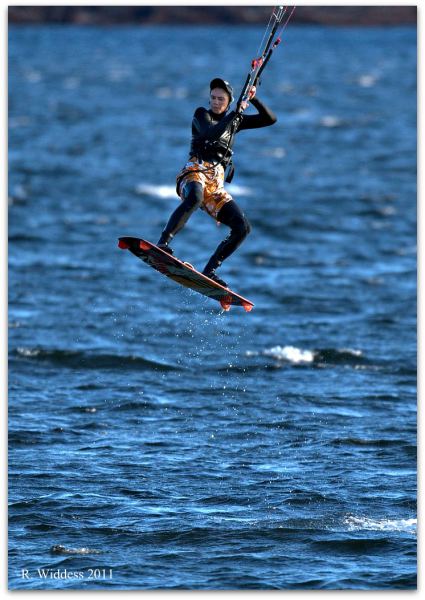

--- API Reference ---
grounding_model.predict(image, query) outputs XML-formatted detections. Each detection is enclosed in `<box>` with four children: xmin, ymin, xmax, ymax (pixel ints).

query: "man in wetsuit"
<box><xmin>157</xmin><ymin>77</ymin><xmax>276</xmax><ymax>288</ymax></box>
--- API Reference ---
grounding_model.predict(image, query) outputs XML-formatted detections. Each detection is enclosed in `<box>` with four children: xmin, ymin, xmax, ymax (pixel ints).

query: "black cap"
<box><xmin>210</xmin><ymin>78</ymin><xmax>234</xmax><ymax>103</ymax></box>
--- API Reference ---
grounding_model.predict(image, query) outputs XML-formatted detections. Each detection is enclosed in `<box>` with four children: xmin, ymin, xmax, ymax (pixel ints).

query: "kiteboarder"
<box><xmin>156</xmin><ymin>77</ymin><xmax>277</xmax><ymax>288</ymax></box>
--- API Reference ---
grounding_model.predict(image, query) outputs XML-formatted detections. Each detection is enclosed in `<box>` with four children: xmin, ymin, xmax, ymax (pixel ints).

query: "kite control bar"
<box><xmin>236</xmin><ymin>6</ymin><xmax>296</xmax><ymax>113</ymax></box>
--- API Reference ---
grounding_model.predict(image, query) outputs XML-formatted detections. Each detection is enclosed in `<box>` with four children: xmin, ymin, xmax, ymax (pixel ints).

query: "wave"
<box><xmin>312</xmin><ymin>537</ymin><xmax>393</xmax><ymax>553</ymax></box>
<box><xmin>344</xmin><ymin>515</ymin><xmax>416</xmax><ymax>535</ymax></box>
<box><xmin>82</xmin><ymin>514</ymin><xmax>416</xmax><ymax>548</ymax></box>
<box><xmin>331</xmin><ymin>437</ymin><xmax>414</xmax><ymax>448</ymax></box>
<box><xmin>11</xmin><ymin>347</ymin><xmax>178</xmax><ymax>372</ymax></box>
<box><xmin>246</xmin><ymin>345</ymin><xmax>366</xmax><ymax>367</ymax></box>
<box><xmin>50</xmin><ymin>545</ymin><xmax>102</xmax><ymax>555</ymax></box>
<box><xmin>82</xmin><ymin>524</ymin><xmax>323</xmax><ymax>545</ymax></box>
<box><xmin>9</xmin><ymin>233</ymin><xmax>44</xmax><ymax>242</ymax></box>
<box><xmin>11</xmin><ymin>344</ymin><xmax>367</xmax><ymax>374</ymax></box>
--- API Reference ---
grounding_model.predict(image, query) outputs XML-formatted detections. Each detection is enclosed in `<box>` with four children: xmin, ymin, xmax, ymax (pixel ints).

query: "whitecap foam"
<box><xmin>135</xmin><ymin>183</ymin><xmax>178</xmax><ymax>199</ymax></box>
<box><xmin>338</xmin><ymin>348</ymin><xmax>363</xmax><ymax>357</ymax></box>
<box><xmin>320</xmin><ymin>115</ymin><xmax>343</xmax><ymax>128</ymax></box>
<box><xmin>264</xmin><ymin>345</ymin><xmax>315</xmax><ymax>364</ymax></box>
<box><xmin>226</xmin><ymin>184</ymin><xmax>253</xmax><ymax>196</ymax></box>
<box><xmin>135</xmin><ymin>182</ymin><xmax>252</xmax><ymax>199</ymax></box>
<box><xmin>344</xmin><ymin>515</ymin><xmax>417</xmax><ymax>534</ymax></box>
<box><xmin>357</xmin><ymin>74</ymin><xmax>378</xmax><ymax>88</ymax></box>
<box><xmin>50</xmin><ymin>545</ymin><xmax>102</xmax><ymax>555</ymax></box>
<box><xmin>16</xmin><ymin>347</ymin><xmax>41</xmax><ymax>357</ymax></box>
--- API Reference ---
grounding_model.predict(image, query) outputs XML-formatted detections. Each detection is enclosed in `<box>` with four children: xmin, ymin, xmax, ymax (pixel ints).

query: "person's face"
<box><xmin>210</xmin><ymin>87</ymin><xmax>230</xmax><ymax>114</ymax></box>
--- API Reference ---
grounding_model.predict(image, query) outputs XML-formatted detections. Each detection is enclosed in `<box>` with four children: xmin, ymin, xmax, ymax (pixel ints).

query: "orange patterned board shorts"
<box><xmin>176</xmin><ymin>158</ymin><xmax>233</xmax><ymax>220</ymax></box>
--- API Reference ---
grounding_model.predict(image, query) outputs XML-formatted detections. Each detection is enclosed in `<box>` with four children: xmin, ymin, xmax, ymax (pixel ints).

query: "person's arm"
<box><xmin>237</xmin><ymin>97</ymin><xmax>277</xmax><ymax>130</ymax></box>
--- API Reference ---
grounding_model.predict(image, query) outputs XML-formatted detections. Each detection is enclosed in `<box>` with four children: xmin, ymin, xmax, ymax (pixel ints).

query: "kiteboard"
<box><xmin>118</xmin><ymin>237</ymin><xmax>254</xmax><ymax>312</ymax></box>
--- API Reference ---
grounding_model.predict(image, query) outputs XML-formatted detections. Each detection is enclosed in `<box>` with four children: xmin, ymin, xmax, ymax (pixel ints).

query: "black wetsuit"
<box><xmin>190</xmin><ymin>96</ymin><xmax>277</xmax><ymax>169</ymax></box>
<box><xmin>158</xmin><ymin>97</ymin><xmax>277</xmax><ymax>277</ymax></box>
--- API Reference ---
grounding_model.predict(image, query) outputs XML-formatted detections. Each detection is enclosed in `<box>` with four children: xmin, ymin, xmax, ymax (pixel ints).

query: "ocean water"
<box><xmin>8</xmin><ymin>24</ymin><xmax>416</xmax><ymax>590</ymax></box>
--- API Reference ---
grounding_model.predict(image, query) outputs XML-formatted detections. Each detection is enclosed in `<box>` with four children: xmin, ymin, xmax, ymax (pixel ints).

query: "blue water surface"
<box><xmin>8</xmin><ymin>24</ymin><xmax>416</xmax><ymax>589</ymax></box>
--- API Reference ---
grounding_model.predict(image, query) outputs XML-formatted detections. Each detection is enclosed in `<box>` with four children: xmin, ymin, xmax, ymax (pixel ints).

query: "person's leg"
<box><xmin>202</xmin><ymin>200</ymin><xmax>251</xmax><ymax>286</ymax></box>
<box><xmin>157</xmin><ymin>181</ymin><xmax>204</xmax><ymax>252</ymax></box>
